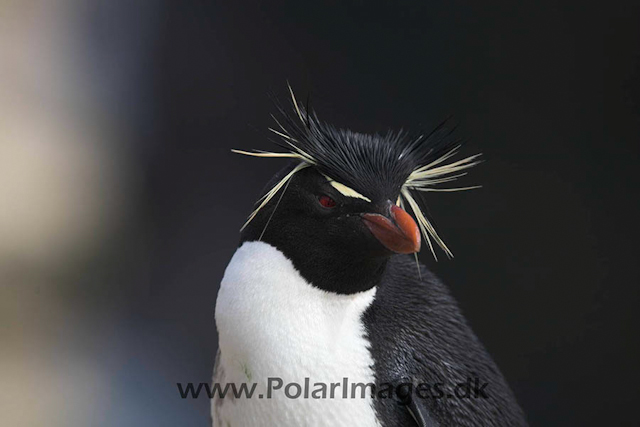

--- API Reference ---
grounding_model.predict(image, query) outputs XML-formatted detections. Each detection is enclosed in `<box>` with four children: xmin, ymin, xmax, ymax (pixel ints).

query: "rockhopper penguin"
<box><xmin>212</xmin><ymin>87</ymin><xmax>527</xmax><ymax>426</ymax></box>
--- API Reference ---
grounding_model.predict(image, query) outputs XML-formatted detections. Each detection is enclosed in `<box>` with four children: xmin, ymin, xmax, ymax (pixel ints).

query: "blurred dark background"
<box><xmin>1</xmin><ymin>0</ymin><xmax>638</xmax><ymax>426</ymax></box>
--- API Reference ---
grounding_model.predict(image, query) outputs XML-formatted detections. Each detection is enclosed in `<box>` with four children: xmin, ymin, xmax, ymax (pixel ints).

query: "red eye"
<box><xmin>318</xmin><ymin>195</ymin><xmax>336</xmax><ymax>208</ymax></box>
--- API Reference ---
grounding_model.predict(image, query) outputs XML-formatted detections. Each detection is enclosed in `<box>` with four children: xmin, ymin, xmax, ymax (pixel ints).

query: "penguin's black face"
<box><xmin>240</xmin><ymin>165</ymin><xmax>420</xmax><ymax>294</ymax></box>
<box><xmin>234</xmin><ymin>103</ymin><xmax>480</xmax><ymax>292</ymax></box>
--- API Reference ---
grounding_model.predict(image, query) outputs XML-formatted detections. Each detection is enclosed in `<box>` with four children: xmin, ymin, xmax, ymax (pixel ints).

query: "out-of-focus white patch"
<box><xmin>0</xmin><ymin>3</ymin><xmax>134</xmax><ymax>427</ymax></box>
<box><xmin>0</xmin><ymin>0</ymin><xmax>130</xmax><ymax>275</ymax></box>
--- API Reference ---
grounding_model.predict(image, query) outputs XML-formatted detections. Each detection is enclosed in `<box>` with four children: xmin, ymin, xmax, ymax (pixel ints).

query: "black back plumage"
<box><xmin>364</xmin><ymin>254</ymin><xmax>528</xmax><ymax>426</ymax></box>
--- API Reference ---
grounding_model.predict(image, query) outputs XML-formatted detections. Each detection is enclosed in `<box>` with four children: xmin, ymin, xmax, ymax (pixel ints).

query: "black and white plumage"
<box><xmin>212</xmin><ymin>87</ymin><xmax>527</xmax><ymax>426</ymax></box>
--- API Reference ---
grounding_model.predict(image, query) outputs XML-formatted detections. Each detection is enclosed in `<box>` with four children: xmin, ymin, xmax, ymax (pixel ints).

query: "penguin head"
<box><xmin>235</xmin><ymin>87</ymin><xmax>481</xmax><ymax>294</ymax></box>
<box><xmin>241</xmin><ymin>159</ymin><xmax>420</xmax><ymax>256</ymax></box>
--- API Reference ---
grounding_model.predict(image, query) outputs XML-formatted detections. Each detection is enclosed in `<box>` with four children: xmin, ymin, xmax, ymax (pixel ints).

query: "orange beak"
<box><xmin>362</xmin><ymin>204</ymin><xmax>421</xmax><ymax>254</ymax></box>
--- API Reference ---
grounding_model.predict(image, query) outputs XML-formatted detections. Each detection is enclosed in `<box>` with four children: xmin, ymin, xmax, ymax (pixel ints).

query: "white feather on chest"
<box><xmin>213</xmin><ymin>241</ymin><xmax>380</xmax><ymax>427</ymax></box>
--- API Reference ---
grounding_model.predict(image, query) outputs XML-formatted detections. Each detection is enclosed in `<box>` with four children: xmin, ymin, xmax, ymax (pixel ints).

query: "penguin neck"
<box><xmin>289</xmin><ymin>248</ymin><xmax>388</xmax><ymax>294</ymax></box>
<box><xmin>241</xmin><ymin>238</ymin><xmax>388</xmax><ymax>295</ymax></box>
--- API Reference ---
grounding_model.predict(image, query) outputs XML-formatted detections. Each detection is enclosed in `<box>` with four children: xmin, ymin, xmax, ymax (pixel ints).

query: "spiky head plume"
<box><xmin>233</xmin><ymin>84</ymin><xmax>482</xmax><ymax>260</ymax></box>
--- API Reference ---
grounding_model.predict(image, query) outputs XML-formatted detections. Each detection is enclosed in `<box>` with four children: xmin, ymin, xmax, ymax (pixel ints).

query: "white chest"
<box><xmin>212</xmin><ymin>241</ymin><xmax>380</xmax><ymax>427</ymax></box>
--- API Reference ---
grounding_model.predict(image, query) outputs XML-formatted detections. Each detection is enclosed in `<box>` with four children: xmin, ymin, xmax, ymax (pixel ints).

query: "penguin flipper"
<box><xmin>407</xmin><ymin>398</ymin><xmax>438</xmax><ymax>427</ymax></box>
